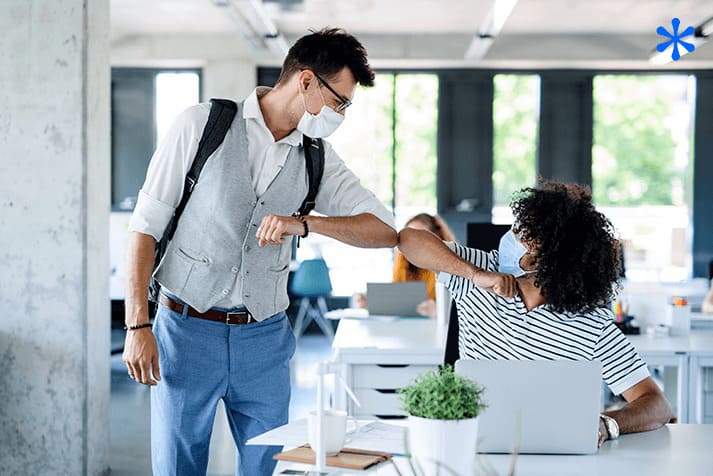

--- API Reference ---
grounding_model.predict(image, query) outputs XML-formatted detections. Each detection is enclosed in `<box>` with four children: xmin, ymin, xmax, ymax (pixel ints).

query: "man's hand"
<box><xmin>122</xmin><ymin>328</ymin><xmax>161</xmax><ymax>386</ymax></box>
<box><xmin>598</xmin><ymin>417</ymin><xmax>609</xmax><ymax>447</ymax></box>
<box><xmin>469</xmin><ymin>269</ymin><xmax>516</xmax><ymax>298</ymax></box>
<box><xmin>256</xmin><ymin>214</ymin><xmax>304</xmax><ymax>246</ymax></box>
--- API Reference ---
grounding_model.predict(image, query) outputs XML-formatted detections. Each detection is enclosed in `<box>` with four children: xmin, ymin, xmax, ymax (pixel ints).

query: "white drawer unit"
<box><xmin>346</xmin><ymin>364</ymin><xmax>439</xmax><ymax>418</ymax></box>
<box><xmin>351</xmin><ymin>364</ymin><xmax>436</xmax><ymax>390</ymax></box>
<box><xmin>332</xmin><ymin>318</ymin><xmax>446</xmax><ymax>418</ymax></box>
<box><xmin>352</xmin><ymin>388</ymin><xmax>405</xmax><ymax>418</ymax></box>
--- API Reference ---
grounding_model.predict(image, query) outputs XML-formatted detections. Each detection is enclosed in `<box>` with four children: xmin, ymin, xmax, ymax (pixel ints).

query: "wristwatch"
<box><xmin>600</xmin><ymin>414</ymin><xmax>620</xmax><ymax>440</ymax></box>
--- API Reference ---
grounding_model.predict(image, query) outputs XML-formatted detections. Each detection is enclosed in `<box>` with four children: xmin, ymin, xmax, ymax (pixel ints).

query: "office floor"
<box><xmin>109</xmin><ymin>330</ymin><xmax>333</xmax><ymax>476</ymax></box>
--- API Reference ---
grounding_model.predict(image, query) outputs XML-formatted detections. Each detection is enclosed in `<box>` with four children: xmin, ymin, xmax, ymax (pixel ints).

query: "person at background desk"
<box><xmin>352</xmin><ymin>213</ymin><xmax>455</xmax><ymax>317</ymax></box>
<box><xmin>703</xmin><ymin>281</ymin><xmax>713</xmax><ymax>314</ymax></box>
<box><xmin>399</xmin><ymin>181</ymin><xmax>672</xmax><ymax>447</ymax></box>
<box><xmin>392</xmin><ymin>213</ymin><xmax>456</xmax><ymax>317</ymax></box>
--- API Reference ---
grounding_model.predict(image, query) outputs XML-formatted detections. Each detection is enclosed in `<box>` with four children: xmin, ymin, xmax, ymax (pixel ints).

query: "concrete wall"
<box><xmin>203</xmin><ymin>59</ymin><xmax>257</xmax><ymax>102</ymax></box>
<box><xmin>0</xmin><ymin>1</ymin><xmax>111</xmax><ymax>474</ymax></box>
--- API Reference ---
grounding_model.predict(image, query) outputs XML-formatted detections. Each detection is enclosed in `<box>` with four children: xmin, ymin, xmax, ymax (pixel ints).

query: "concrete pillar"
<box><xmin>0</xmin><ymin>1</ymin><xmax>110</xmax><ymax>475</ymax></box>
<box><xmin>203</xmin><ymin>59</ymin><xmax>257</xmax><ymax>101</ymax></box>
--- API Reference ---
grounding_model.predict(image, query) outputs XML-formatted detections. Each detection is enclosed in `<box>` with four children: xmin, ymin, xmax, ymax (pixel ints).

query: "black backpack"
<box><xmin>148</xmin><ymin>98</ymin><xmax>325</xmax><ymax>303</ymax></box>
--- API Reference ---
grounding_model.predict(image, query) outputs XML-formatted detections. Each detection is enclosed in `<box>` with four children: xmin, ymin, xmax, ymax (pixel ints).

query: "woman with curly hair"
<box><xmin>398</xmin><ymin>181</ymin><xmax>671</xmax><ymax>447</ymax></box>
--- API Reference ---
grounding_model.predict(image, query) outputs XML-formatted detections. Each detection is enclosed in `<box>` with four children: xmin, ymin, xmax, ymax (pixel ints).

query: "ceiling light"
<box><xmin>696</xmin><ymin>15</ymin><xmax>713</xmax><ymax>38</ymax></box>
<box><xmin>465</xmin><ymin>0</ymin><xmax>518</xmax><ymax>60</ymax></box>
<box><xmin>226</xmin><ymin>0</ymin><xmax>289</xmax><ymax>58</ymax></box>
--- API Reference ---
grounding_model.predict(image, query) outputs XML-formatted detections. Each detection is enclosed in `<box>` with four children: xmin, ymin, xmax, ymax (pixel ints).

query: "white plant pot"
<box><xmin>407</xmin><ymin>415</ymin><xmax>479</xmax><ymax>476</ymax></box>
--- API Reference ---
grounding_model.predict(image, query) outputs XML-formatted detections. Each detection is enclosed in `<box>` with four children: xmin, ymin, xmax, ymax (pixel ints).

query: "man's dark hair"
<box><xmin>277</xmin><ymin>28</ymin><xmax>375</xmax><ymax>87</ymax></box>
<box><xmin>510</xmin><ymin>181</ymin><xmax>621</xmax><ymax>314</ymax></box>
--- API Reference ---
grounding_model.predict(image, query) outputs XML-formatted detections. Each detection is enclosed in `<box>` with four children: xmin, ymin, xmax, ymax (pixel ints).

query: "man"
<box><xmin>123</xmin><ymin>28</ymin><xmax>397</xmax><ymax>475</ymax></box>
<box><xmin>398</xmin><ymin>181</ymin><xmax>671</xmax><ymax>447</ymax></box>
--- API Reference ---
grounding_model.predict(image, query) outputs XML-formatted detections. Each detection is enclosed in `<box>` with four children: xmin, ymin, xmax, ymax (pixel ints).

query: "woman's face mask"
<box><xmin>296</xmin><ymin>81</ymin><xmax>344</xmax><ymax>138</ymax></box>
<box><xmin>498</xmin><ymin>230</ymin><xmax>537</xmax><ymax>278</ymax></box>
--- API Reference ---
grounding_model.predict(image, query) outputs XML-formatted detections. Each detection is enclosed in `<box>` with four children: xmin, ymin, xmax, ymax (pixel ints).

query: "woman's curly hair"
<box><xmin>510</xmin><ymin>181</ymin><xmax>621</xmax><ymax>314</ymax></box>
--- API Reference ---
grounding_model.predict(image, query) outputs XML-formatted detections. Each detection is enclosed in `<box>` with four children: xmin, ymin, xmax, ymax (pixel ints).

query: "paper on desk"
<box><xmin>247</xmin><ymin>419</ymin><xmax>407</xmax><ymax>455</ymax></box>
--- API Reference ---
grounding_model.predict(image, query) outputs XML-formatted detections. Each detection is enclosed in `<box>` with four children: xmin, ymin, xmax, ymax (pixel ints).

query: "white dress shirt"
<box><xmin>129</xmin><ymin>88</ymin><xmax>395</xmax><ymax>308</ymax></box>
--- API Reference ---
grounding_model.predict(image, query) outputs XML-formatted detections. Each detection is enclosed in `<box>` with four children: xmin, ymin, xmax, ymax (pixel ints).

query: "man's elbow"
<box><xmin>375</xmin><ymin>223</ymin><xmax>397</xmax><ymax>248</ymax></box>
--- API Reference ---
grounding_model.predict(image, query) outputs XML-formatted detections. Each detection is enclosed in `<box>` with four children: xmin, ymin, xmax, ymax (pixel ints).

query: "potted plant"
<box><xmin>399</xmin><ymin>364</ymin><xmax>487</xmax><ymax>476</ymax></box>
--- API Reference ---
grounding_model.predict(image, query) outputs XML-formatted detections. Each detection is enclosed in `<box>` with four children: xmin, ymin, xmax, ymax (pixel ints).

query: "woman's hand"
<box><xmin>416</xmin><ymin>299</ymin><xmax>437</xmax><ymax>318</ymax></box>
<box><xmin>469</xmin><ymin>269</ymin><xmax>516</xmax><ymax>298</ymax></box>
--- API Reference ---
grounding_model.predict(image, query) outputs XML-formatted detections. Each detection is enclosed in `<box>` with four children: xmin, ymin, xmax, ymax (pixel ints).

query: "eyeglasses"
<box><xmin>312</xmin><ymin>72</ymin><xmax>352</xmax><ymax>112</ymax></box>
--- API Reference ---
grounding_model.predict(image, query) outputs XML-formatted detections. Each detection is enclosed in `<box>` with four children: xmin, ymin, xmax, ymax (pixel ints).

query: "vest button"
<box><xmin>231</xmin><ymin>266</ymin><xmax>238</xmax><ymax>273</ymax></box>
<box><xmin>244</xmin><ymin>294</ymin><xmax>250</xmax><ymax>298</ymax></box>
<box><xmin>222</xmin><ymin>289</ymin><xmax>229</xmax><ymax>295</ymax></box>
<box><xmin>244</xmin><ymin>246</ymin><xmax>250</xmax><ymax>252</ymax></box>
<box><xmin>251</xmin><ymin>201</ymin><xmax>257</xmax><ymax>206</ymax></box>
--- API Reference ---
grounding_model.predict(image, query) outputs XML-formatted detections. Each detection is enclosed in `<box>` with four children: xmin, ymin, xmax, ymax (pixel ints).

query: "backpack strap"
<box><xmin>165</xmin><ymin>98</ymin><xmax>238</xmax><ymax>241</ymax></box>
<box><xmin>297</xmin><ymin>135</ymin><xmax>325</xmax><ymax>217</ymax></box>
<box><xmin>149</xmin><ymin>98</ymin><xmax>237</xmax><ymax>303</ymax></box>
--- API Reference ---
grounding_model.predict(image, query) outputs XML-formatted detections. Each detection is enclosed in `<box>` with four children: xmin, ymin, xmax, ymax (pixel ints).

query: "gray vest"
<box><xmin>154</xmin><ymin>102</ymin><xmax>309</xmax><ymax>320</ymax></box>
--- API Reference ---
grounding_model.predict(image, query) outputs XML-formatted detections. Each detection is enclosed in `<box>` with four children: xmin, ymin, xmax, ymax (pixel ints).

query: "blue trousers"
<box><xmin>150</xmin><ymin>299</ymin><xmax>295</xmax><ymax>476</ymax></box>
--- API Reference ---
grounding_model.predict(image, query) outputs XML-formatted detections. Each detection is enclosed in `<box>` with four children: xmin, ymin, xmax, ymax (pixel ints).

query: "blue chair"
<box><xmin>290</xmin><ymin>258</ymin><xmax>334</xmax><ymax>340</ymax></box>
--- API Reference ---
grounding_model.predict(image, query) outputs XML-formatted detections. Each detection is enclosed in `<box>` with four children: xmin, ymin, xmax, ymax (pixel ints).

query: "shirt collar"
<box><xmin>243</xmin><ymin>87</ymin><xmax>303</xmax><ymax>147</ymax></box>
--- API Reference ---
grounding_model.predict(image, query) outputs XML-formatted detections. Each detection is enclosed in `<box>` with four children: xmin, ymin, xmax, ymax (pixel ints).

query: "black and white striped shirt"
<box><xmin>438</xmin><ymin>243</ymin><xmax>650</xmax><ymax>396</ymax></box>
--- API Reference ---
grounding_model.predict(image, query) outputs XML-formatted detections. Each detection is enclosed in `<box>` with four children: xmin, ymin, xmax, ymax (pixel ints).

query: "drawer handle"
<box><xmin>374</xmin><ymin>415</ymin><xmax>407</xmax><ymax>420</ymax></box>
<box><xmin>374</xmin><ymin>389</ymin><xmax>399</xmax><ymax>394</ymax></box>
<box><xmin>376</xmin><ymin>364</ymin><xmax>410</xmax><ymax>368</ymax></box>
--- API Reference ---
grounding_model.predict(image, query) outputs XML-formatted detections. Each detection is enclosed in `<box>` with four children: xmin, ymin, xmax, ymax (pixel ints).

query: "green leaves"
<box><xmin>398</xmin><ymin>364</ymin><xmax>487</xmax><ymax>420</ymax></box>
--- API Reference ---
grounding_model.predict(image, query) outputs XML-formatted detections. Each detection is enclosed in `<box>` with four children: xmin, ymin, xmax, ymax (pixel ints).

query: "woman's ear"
<box><xmin>521</xmin><ymin>251</ymin><xmax>538</xmax><ymax>272</ymax></box>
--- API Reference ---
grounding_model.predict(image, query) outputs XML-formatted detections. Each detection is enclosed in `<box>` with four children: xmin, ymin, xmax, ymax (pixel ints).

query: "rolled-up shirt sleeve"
<box><xmin>128</xmin><ymin>103</ymin><xmax>210</xmax><ymax>241</ymax></box>
<box><xmin>313</xmin><ymin>141</ymin><xmax>395</xmax><ymax>229</ymax></box>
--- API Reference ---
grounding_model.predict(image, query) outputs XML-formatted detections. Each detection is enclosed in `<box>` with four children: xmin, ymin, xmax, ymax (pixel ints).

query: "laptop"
<box><xmin>366</xmin><ymin>282</ymin><xmax>428</xmax><ymax>317</ymax></box>
<box><xmin>455</xmin><ymin>359</ymin><xmax>602</xmax><ymax>454</ymax></box>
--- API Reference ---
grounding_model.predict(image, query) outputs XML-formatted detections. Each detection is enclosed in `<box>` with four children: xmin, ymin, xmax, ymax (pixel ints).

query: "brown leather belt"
<box><xmin>159</xmin><ymin>294</ymin><xmax>256</xmax><ymax>325</ymax></box>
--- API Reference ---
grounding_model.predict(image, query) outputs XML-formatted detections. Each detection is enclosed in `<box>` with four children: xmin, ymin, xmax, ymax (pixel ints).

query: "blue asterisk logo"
<box><xmin>656</xmin><ymin>18</ymin><xmax>696</xmax><ymax>61</ymax></box>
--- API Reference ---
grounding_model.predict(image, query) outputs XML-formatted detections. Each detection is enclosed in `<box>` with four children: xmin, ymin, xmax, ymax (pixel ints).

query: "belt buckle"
<box><xmin>226</xmin><ymin>311</ymin><xmax>252</xmax><ymax>325</ymax></box>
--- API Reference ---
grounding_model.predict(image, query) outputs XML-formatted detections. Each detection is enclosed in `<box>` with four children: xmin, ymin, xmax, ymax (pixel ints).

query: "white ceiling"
<box><xmin>110</xmin><ymin>0</ymin><xmax>713</xmax><ymax>67</ymax></box>
<box><xmin>503</xmin><ymin>0</ymin><xmax>711</xmax><ymax>34</ymax></box>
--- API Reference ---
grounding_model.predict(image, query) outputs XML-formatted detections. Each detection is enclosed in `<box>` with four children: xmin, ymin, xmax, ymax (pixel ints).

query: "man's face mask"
<box><xmin>296</xmin><ymin>80</ymin><xmax>344</xmax><ymax>138</ymax></box>
<box><xmin>498</xmin><ymin>229</ymin><xmax>537</xmax><ymax>278</ymax></box>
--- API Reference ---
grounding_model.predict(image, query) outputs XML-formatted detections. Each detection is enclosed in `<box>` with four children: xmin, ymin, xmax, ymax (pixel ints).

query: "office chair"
<box><xmin>290</xmin><ymin>258</ymin><xmax>335</xmax><ymax>341</ymax></box>
<box><xmin>443</xmin><ymin>301</ymin><xmax>459</xmax><ymax>366</ymax></box>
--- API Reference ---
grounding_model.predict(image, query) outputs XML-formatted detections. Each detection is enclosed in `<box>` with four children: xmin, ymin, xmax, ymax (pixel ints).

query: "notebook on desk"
<box><xmin>455</xmin><ymin>359</ymin><xmax>602</xmax><ymax>455</ymax></box>
<box><xmin>366</xmin><ymin>282</ymin><xmax>428</xmax><ymax>317</ymax></box>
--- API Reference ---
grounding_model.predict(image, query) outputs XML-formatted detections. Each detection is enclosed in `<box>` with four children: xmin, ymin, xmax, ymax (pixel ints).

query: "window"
<box><xmin>592</xmin><ymin>75</ymin><xmax>696</xmax><ymax>281</ymax></box>
<box><xmin>111</xmin><ymin>68</ymin><xmax>201</xmax><ymax>209</ymax></box>
<box><xmin>155</xmin><ymin>72</ymin><xmax>201</xmax><ymax>143</ymax></box>
<box><xmin>492</xmin><ymin>74</ymin><xmax>540</xmax><ymax>223</ymax></box>
<box><xmin>300</xmin><ymin>73</ymin><xmax>439</xmax><ymax>295</ymax></box>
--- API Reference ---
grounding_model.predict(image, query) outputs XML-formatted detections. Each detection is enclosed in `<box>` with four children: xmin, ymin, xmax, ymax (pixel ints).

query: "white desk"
<box><xmin>332</xmin><ymin>317</ymin><xmax>713</xmax><ymax>423</ymax></box>
<box><xmin>628</xmin><ymin>331</ymin><xmax>713</xmax><ymax>423</ymax></box>
<box><xmin>274</xmin><ymin>424</ymin><xmax>713</xmax><ymax>476</ymax></box>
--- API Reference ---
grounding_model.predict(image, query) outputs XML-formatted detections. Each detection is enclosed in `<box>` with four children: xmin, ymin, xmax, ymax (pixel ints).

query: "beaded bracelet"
<box><xmin>124</xmin><ymin>322</ymin><xmax>152</xmax><ymax>331</ymax></box>
<box><xmin>297</xmin><ymin>215</ymin><xmax>309</xmax><ymax>238</ymax></box>
<box><xmin>293</xmin><ymin>213</ymin><xmax>309</xmax><ymax>247</ymax></box>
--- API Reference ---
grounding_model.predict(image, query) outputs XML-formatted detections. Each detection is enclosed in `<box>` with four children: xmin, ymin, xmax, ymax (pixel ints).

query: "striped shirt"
<box><xmin>438</xmin><ymin>242</ymin><xmax>650</xmax><ymax>396</ymax></box>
